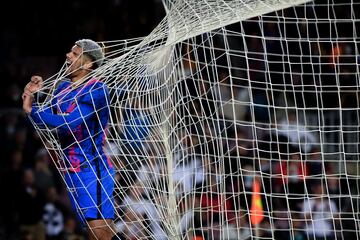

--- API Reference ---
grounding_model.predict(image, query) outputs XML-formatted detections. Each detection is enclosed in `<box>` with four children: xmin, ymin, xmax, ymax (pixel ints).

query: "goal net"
<box><xmin>30</xmin><ymin>0</ymin><xmax>360</xmax><ymax>239</ymax></box>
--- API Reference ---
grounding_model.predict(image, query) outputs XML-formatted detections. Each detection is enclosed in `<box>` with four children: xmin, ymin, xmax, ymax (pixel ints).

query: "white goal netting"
<box><xmin>30</xmin><ymin>0</ymin><xmax>360</xmax><ymax>239</ymax></box>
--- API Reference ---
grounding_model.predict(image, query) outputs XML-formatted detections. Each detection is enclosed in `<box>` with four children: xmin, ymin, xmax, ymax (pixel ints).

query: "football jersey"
<box><xmin>30</xmin><ymin>78</ymin><xmax>112</xmax><ymax>172</ymax></box>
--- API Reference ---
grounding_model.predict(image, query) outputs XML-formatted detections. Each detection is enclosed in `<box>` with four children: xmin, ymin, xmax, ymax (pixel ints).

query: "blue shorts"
<box><xmin>65</xmin><ymin>166</ymin><xmax>115</xmax><ymax>225</ymax></box>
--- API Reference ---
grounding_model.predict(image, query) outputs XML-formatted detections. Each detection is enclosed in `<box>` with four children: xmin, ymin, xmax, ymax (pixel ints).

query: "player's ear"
<box><xmin>83</xmin><ymin>61</ymin><xmax>94</xmax><ymax>70</ymax></box>
<box><xmin>83</xmin><ymin>55</ymin><xmax>94</xmax><ymax>70</ymax></box>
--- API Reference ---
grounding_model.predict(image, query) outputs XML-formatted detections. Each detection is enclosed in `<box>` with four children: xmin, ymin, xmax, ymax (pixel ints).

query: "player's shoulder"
<box><xmin>84</xmin><ymin>78</ymin><xmax>108</xmax><ymax>92</ymax></box>
<box><xmin>79</xmin><ymin>78</ymin><xmax>109</xmax><ymax>103</ymax></box>
<box><xmin>55</xmin><ymin>79</ymin><xmax>71</xmax><ymax>94</ymax></box>
<box><xmin>86</xmin><ymin>78</ymin><xmax>106</xmax><ymax>87</ymax></box>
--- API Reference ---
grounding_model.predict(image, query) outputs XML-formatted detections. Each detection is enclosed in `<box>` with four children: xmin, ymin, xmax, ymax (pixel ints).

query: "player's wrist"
<box><xmin>22</xmin><ymin>91</ymin><xmax>35</xmax><ymax>114</ymax></box>
<box><xmin>25</xmin><ymin>106</ymin><xmax>33</xmax><ymax>114</ymax></box>
<box><xmin>23</xmin><ymin>89</ymin><xmax>35</xmax><ymax>97</ymax></box>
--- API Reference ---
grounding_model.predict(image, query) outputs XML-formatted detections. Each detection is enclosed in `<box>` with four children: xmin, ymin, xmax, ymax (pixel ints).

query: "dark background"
<box><xmin>0</xmin><ymin>0</ymin><xmax>164</xmax><ymax>106</ymax></box>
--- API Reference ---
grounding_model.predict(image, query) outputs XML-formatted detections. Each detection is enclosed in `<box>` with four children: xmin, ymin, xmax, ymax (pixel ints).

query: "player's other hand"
<box><xmin>24</xmin><ymin>75</ymin><xmax>43</xmax><ymax>94</ymax></box>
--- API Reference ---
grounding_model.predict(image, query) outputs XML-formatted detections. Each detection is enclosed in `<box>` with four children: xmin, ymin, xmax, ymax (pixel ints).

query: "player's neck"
<box><xmin>71</xmin><ymin>72</ymin><xmax>90</xmax><ymax>88</ymax></box>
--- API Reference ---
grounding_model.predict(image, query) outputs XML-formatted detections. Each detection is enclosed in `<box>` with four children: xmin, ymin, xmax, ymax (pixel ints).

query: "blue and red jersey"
<box><xmin>30</xmin><ymin>78</ymin><xmax>113</xmax><ymax>172</ymax></box>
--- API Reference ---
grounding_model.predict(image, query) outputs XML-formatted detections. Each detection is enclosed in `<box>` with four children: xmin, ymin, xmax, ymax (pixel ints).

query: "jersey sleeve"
<box><xmin>30</xmin><ymin>81</ymin><xmax>69</xmax><ymax>127</ymax></box>
<box><xmin>30</xmin><ymin>101</ymin><xmax>94</xmax><ymax>131</ymax></box>
<box><xmin>29</xmin><ymin>103</ymin><xmax>53</xmax><ymax>129</ymax></box>
<box><xmin>30</xmin><ymin>81</ymin><xmax>109</xmax><ymax>131</ymax></box>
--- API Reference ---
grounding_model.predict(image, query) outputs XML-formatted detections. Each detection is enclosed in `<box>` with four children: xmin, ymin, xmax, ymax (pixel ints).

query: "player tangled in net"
<box><xmin>22</xmin><ymin>39</ymin><xmax>115</xmax><ymax>240</ymax></box>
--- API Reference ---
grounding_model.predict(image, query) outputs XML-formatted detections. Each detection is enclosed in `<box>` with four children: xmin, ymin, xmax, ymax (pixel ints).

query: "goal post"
<box><xmin>29</xmin><ymin>0</ymin><xmax>360</xmax><ymax>239</ymax></box>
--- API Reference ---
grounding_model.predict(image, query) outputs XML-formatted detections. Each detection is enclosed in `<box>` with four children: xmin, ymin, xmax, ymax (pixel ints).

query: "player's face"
<box><xmin>65</xmin><ymin>45</ymin><xmax>87</xmax><ymax>77</ymax></box>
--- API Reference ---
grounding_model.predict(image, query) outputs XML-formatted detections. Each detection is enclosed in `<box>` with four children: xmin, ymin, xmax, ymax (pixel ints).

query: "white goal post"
<box><xmin>30</xmin><ymin>0</ymin><xmax>359</xmax><ymax>239</ymax></box>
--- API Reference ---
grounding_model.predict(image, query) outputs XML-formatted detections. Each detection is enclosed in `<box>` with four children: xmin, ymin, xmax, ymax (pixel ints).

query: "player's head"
<box><xmin>75</xmin><ymin>39</ymin><xmax>104</xmax><ymax>69</ymax></box>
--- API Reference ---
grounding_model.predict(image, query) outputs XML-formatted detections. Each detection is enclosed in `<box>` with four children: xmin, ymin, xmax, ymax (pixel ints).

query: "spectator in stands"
<box><xmin>179</xmin><ymin>194</ymin><xmax>203</xmax><ymax>239</ymax></box>
<box><xmin>119</xmin><ymin>100</ymin><xmax>151</xmax><ymax>170</ymax></box>
<box><xmin>42</xmin><ymin>187</ymin><xmax>67</xmax><ymax>239</ymax></box>
<box><xmin>116</xmin><ymin>206</ymin><xmax>156</xmax><ymax>240</ymax></box>
<box><xmin>18</xmin><ymin>169</ymin><xmax>46</xmax><ymax>240</ymax></box>
<box><xmin>273</xmin><ymin>209</ymin><xmax>291</xmax><ymax>240</ymax></box>
<box><xmin>214</xmin><ymin>70</ymin><xmax>250</xmax><ymax>122</ymax></box>
<box><xmin>302</xmin><ymin>180</ymin><xmax>339</xmax><ymax>240</ymax></box>
<box><xmin>306</xmin><ymin>147</ymin><xmax>322</xmax><ymax>177</ymax></box>
<box><xmin>325</xmin><ymin>163</ymin><xmax>341</xmax><ymax>209</ymax></box>
<box><xmin>62</xmin><ymin>216</ymin><xmax>85</xmax><ymax>240</ymax></box>
<box><xmin>20</xmin><ymin>229</ymin><xmax>34</xmax><ymax>240</ymax></box>
<box><xmin>221</xmin><ymin>208</ymin><xmax>251</xmax><ymax>240</ymax></box>
<box><xmin>276</xmin><ymin>112</ymin><xmax>318</xmax><ymax>153</ymax></box>
<box><xmin>273</xmin><ymin>148</ymin><xmax>308</xmax><ymax>211</ymax></box>
<box><xmin>34</xmin><ymin>148</ymin><xmax>55</xmax><ymax>195</ymax></box>
<box><xmin>199</xmin><ymin>174</ymin><xmax>235</xmax><ymax>239</ymax></box>
<box><xmin>291</xmin><ymin>213</ymin><xmax>306</xmax><ymax>240</ymax></box>
<box><xmin>0</xmin><ymin>149</ymin><xmax>25</xmax><ymax>237</ymax></box>
<box><xmin>115</xmin><ymin>181</ymin><xmax>167</xmax><ymax>239</ymax></box>
<box><xmin>274</xmin><ymin>212</ymin><xmax>306</xmax><ymax>240</ymax></box>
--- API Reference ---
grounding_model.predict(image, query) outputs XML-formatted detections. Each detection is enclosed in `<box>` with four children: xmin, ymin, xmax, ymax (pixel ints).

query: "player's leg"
<box><xmin>86</xmin><ymin>168</ymin><xmax>116</xmax><ymax>240</ymax></box>
<box><xmin>66</xmin><ymin>167</ymin><xmax>115</xmax><ymax>238</ymax></box>
<box><xmin>88</xmin><ymin>219</ymin><xmax>114</xmax><ymax>240</ymax></box>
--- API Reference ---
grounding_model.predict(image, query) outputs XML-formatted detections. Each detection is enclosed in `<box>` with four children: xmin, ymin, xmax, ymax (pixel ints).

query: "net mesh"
<box><xmin>30</xmin><ymin>0</ymin><xmax>360</xmax><ymax>239</ymax></box>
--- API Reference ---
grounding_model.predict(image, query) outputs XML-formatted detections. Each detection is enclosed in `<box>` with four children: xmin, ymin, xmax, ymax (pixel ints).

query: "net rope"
<box><xmin>29</xmin><ymin>0</ymin><xmax>360</xmax><ymax>239</ymax></box>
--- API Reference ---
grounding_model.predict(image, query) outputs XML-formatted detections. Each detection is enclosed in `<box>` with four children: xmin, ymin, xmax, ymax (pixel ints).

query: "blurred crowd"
<box><xmin>111</xmin><ymin>2</ymin><xmax>359</xmax><ymax>240</ymax></box>
<box><xmin>1</xmin><ymin>0</ymin><xmax>359</xmax><ymax>240</ymax></box>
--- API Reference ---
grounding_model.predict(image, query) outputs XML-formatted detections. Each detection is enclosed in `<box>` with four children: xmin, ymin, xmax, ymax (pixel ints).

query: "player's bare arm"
<box><xmin>22</xmin><ymin>75</ymin><xmax>44</xmax><ymax>114</ymax></box>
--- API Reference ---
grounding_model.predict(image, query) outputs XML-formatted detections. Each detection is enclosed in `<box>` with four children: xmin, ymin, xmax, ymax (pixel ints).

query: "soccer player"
<box><xmin>22</xmin><ymin>39</ymin><xmax>115</xmax><ymax>240</ymax></box>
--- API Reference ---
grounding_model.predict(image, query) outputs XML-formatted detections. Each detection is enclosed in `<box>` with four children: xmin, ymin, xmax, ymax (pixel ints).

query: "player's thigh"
<box><xmin>65</xmin><ymin>168</ymin><xmax>115</xmax><ymax>223</ymax></box>
<box><xmin>65</xmin><ymin>170</ymin><xmax>99</xmax><ymax>218</ymax></box>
